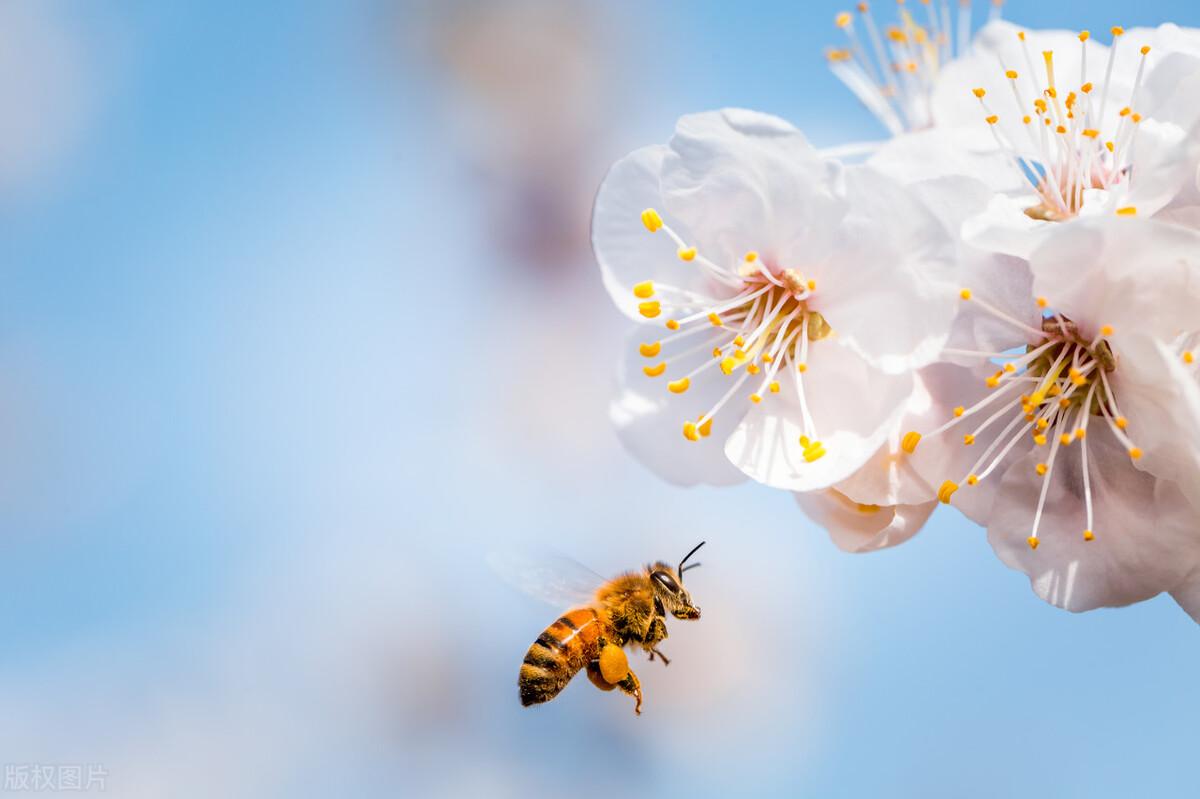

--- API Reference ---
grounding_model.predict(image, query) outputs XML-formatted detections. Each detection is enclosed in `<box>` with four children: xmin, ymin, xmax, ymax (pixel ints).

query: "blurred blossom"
<box><xmin>405</xmin><ymin>0</ymin><xmax>619</xmax><ymax>274</ymax></box>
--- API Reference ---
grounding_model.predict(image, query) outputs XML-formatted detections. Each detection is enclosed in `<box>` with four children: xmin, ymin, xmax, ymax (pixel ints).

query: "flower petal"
<box><xmin>987</xmin><ymin>424</ymin><xmax>1200</xmax><ymax>612</ymax></box>
<box><xmin>1029</xmin><ymin>216</ymin><xmax>1200</xmax><ymax>343</ymax></box>
<box><xmin>592</xmin><ymin>143</ymin><xmax>728</xmax><ymax>323</ymax></box>
<box><xmin>609</xmin><ymin>327</ymin><xmax>747</xmax><ymax>487</ymax></box>
<box><xmin>795</xmin><ymin>490</ymin><xmax>937</xmax><ymax>554</ymax></box>
<box><xmin>660</xmin><ymin>109</ymin><xmax>848</xmax><ymax>273</ymax></box>
<box><xmin>724</xmin><ymin>339</ymin><xmax>912</xmax><ymax>491</ymax></box>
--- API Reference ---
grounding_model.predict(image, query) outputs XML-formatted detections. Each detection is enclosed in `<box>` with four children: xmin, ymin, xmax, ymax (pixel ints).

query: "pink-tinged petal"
<box><xmin>1029</xmin><ymin>216</ymin><xmax>1200</xmax><ymax>343</ymax></box>
<box><xmin>1170</xmin><ymin>570</ymin><xmax>1200</xmax><ymax>624</ymax></box>
<box><xmin>987</xmin><ymin>424</ymin><xmax>1200</xmax><ymax>612</ymax></box>
<box><xmin>796</xmin><ymin>490</ymin><xmax>937</xmax><ymax>554</ymax></box>
<box><xmin>724</xmin><ymin>339</ymin><xmax>912</xmax><ymax>492</ymax></box>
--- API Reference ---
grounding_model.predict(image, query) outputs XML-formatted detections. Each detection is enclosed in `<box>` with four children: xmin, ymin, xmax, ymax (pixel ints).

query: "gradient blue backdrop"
<box><xmin>1</xmin><ymin>1</ymin><xmax>1196</xmax><ymax>797</ymax></box>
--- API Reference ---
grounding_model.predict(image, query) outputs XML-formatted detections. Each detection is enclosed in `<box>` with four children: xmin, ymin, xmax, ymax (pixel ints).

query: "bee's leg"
<box><xmin>585</xmin><ymin>660</ymin><xmax>616</xmax><ymax>692</ymax></box>
<box><xmin>598</xmin><ymin>643</ymin><xmax>643</xmax><ymax>715</ymax></box>
<box><xmin>617</xmin><ymin>669</ymin><xmax>643</xmax><ymax>715</ymax></box>
<box><xmin>643</xmin><ymin>618</ymin><xmax>670</xmax><ymax>666</ymax></box>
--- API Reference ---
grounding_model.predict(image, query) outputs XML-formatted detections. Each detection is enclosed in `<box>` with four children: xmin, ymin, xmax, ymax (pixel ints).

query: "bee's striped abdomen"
<box><xmin>519</xmin><ymin>608</ymin><xmax>603</xmax><ymax>707</ymax></box>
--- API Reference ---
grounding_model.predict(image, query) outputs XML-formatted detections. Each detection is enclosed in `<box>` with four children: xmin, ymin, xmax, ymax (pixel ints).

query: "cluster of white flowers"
<box><xmin>592</xmin><ymin>5</ymin><xmax>1200</xmax><ymax>622</ymax></box>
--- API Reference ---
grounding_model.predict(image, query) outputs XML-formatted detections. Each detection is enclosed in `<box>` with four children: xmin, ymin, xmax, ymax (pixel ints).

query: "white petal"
<box><xmin>961</xmin><ymin>193</ymin><xmax>1052</xmax><ymax>260</ymax></box>
<box><xmin>724</xmin><ymin>339</ymin><xmax>912</xmax><ymax>492</ymax></box>
<box><xmin>1029</xmin><ymin>216</ymin><xmax>1200</xmax><ymax>342</ymax></box>
<box><xmin>987</xmin><ymin>424</ymin><xmax>1200</xmax><ymax>612</ymax></box>
<box><xmin>868</xmin><ymin>127</ymin><xmax>1025</xmax><ymax>194</ymax></box>
<box><xmin>795</xmin><ymin>490</ymin><xmax>937</xmax><ymax>554</ymax></box>
<box><xmin>813</xmin><ymin>166</ymin><xmax>958</xmax><ymax>372</ymax></box>
<box><xmin>609</xmin><ymin>327</ymin><xmax>747</xmax><ymax>487</ymax></box>
<box><xmin>660</xmin><ymin>109</ymin><xmax>847</xmax><ymax>271</ymax></box>
<box><xmin>591</xmin><ymin>144</ymin><xmax>729</xmax><ymax>323</ymax></box>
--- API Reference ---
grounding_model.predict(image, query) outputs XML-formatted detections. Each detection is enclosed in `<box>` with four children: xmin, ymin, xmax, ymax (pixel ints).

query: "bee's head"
<box><xmin>648</xmin><ymin>541</ymin><xmax>704</xmax><ymax>620</ymax></box>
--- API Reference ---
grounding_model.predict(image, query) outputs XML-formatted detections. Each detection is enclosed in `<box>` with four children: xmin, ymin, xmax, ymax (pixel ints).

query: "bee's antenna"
<box><xmin>678</xmin><ymin>541</ymin><xmax>705</xmax><ymax>580</ymax></box>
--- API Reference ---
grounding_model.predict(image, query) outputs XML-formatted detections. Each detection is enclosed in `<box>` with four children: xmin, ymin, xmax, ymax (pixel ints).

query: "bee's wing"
<box><xmin>487</xmin><ymin>549</ymin><xmax>607</xmax><ymax>609</ymax></box>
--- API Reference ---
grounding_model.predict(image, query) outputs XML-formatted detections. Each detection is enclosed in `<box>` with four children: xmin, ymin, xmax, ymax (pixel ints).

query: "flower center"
<box><xmin>903</xmin><ymin>288</ymin><xmax>1144</xmax><ymax>548</ymax></box>
<box><xmin>971</xmin><ymin>27</ymin><xmax>1152</xmax><ymax>220</ymax></box>
<box><xmin>634</xmin><ymin>208</ymin><xmax>833</xmax><ymax>462</ymax></box>
<box><xmin>826</xmin><ymin>0</ymin><xmax>1005</xmax><ymax>134</ymax></box>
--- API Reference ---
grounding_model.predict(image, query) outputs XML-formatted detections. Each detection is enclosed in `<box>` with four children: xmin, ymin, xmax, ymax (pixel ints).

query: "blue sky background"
<box><xmin>1</xmin><ymin>1</ymin><xmax>1197</xmax><ymax>796</ymax></box>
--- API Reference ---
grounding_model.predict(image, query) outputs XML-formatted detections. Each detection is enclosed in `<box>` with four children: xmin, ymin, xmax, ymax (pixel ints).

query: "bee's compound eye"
<box><xmin>652</xmin><ymin>571</ymin><xmax>680</xmax><ymax>593</ymax></box>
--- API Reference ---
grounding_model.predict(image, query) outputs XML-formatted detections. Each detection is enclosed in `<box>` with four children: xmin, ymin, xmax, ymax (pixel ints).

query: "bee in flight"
<box><xmin>493</xmin><ymin>542</ymin><xmax>705</xmax><ymax>716</ymax></box>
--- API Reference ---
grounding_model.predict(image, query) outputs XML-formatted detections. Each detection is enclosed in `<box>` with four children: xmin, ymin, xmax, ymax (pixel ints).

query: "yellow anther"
<box><xmin>1055</xmin><ymin>124</ymin><xmax>1067</xmax><ymax>134</ymax></box>
<box><xmin>632</xmin><ymin>280</ymin><xmax>655</xmax><ymax>298</ymax></box>
<box><xmin>856</xmin><ymin>503</ymin><xmax>880</xmax><ymax>514</ymax></box>
<box><xmin>1049</xmin><ymin>384</ymin><xmax>1062</xmax><ymax>396</ymax></box>
<box><xmin>1034</xmin><ymin>98</ymin><xmax>1047</xmax><ymax>112</ymax></box>
<box><xmin>1030</xmin><ymin>391</ymin><xmax>1046</xmax><ymax>406</ymax></box>
<box><xmin>1132</xmin><ymin>113</ymin><xmax>1142</xmax><ymax>123</ymax></box>
<box><xmin>720</xmin><ymin>357</ymin><xmax>737</xmax><ymax>375</ymax></box>
<box><xmin>746</xmin><ymin>363</ymin><xmax>761</xmax><ymax>375</ymax></box>
<box><xmin>744</xmin><ymin>251</ymin><xmax>758</xmax><ymax>263</ymax></box>
<box><xmin>643</xmin><ymin>362</ymin><xmax>667</xmax><ymax>378</ymax></box>
<box><xmin>708</xmin><ymin>312</ymin><xmax>723</xmax><ymax>327</ymax></box>
<box><xmin>986</xmin><ymin>375</ymin><xmax>1001</xmax><ymax>389</ymax></box>
<box><xmin>836</xmin><ymin>11</ymin><xmax>853</xmax><ymax>27</ymax></box>
<box><xmin>973</xmin><ymin>87</ymin><xmax>987</xmax><ymax>98</ymax></box>
<box><xmin>1058</xmin><ymin>397</ymin><xmax>1071</xmax><ymax>408</ymax></box>
<box><xmin>1034</xmin><ymin>434</ymin><xmax>1047</xmax><ymax>446</ymax></box>
<box><xmin>857</xmin><ymin>1</ymin><xmax>868</xmax><ymax>10</ymax></box>
<box><xmin>1083</xmin><ymin>529</ymin><xmax>1095</xmax><ymax>541</ymax></box>
<box><xmin>1106</xmin><ymin>141</ymin><xmax>1115</xmax><ymax>152</ymax></box>
<box><xmin>960</xmin><ymin>288</ymin><xmax>972</xmax><ymax>300</ymax></box>
<box><xmin>1100</xmin><ymin>325</ymin><xmax>1114</xmax><ymax>336</ymax></box>
<box><xmin>1060</xmin><ymin>433</ymin><xmax>1073</xmax><ymax>446</ymax></box>
<box><xmin>769</xmin><ymin>381</ymin><xmax>781</xmax><ymax>393</ymax></box>
<box><xmin>953</xmin><ymin>406</ymin><xmax>965</xmax><ymax>417</ymax></box>
<box><xmin>1079</xmin><ymin>30</ymin><xmax>1090</xmax><ymax>42</ymax></box>
<box><xmin>639</xmin><ymin>301</ymin><xmax>661</xmax><ymax>318</ymax></box>
<box><xmin>1081</xmin><ymin>82</ymin><xmax>1093</xmax><ymax>93</ymax></box>
<box><xmin>1116</xmin><ymin>206</ymin><xmax>1139</xmax><ymax>217</ymax></box>
<box><xmin>641</xmin><ymin>208</ymin><xmax>663</xmax><ymax>232</ymax></box>
<box><xmin>712</xmin><ymin>348</ymin><xmax>722</xmax><ymax>358</ymax></box>
<box><xmin>1036</xmin><ymin>418</ymin><xmax>1049</xmax><ymax>431</ymax></box>
<box><xmin>1184</xmin><ymin>351</ymin><xmax>1195</xmax><ymax>365</ymax></box>
<box><xmin>1111</xmin><ymin>26</ymin><xmax>1124</xmax><ymax>37</ymax></box>
<box><xmin>668</xmin><ymin>377</ymin><xmax>691</xmax><ymax>394</ymax></box>
<box><xmin>937</xmin><ymin>480</ymin><xmax>959</xmax><ymax>504</ymax></box>
<box><xmin>986</xmin><ymin>115</ymin><xmax>999</xmax><ymax>125</ymax></box>
<box><xmin>1023</xmin><ymin>115</ymin><xmax>1032</xmax><ymax>124</ymax></box>
<box><xmin>1115</xmin><ymin>416</ymin><xmax>1128</xmax><ymax>429</ymax></box>
<box><xmin>1129</xmin><ymin>447</ymin><xmax>1143</xmax><ymax>460</ymax></box>
<box><xmin>639</xmin><ymin>342</ymin><xmax>662</xmax><ymax>358</ymax></box>
<box><xmin>697</xmin><ymin>416</ymin><xmax>713</xmax><ymax>438</ymax></box>
<box><xmin>678</xmin><ymin>246</ymin><xmax>697</xmax><ymax>261</ymax></box>
<box><xmin>963</xmin><ymin>434</ymin><xmax>976</xmax><ymax>446</ymax></box>
<box><xmin>797</xmin><ymin>362</ymin><xmax>808</xmax><ymax>373</ymax></box>
<box><xmin>1082</xmin><ymin>129</ymin><xmax>1099</xmax><ymax>139</ymax></box>
<box><xmin>1005</xmin><ymin>69</ymin><xmax>1018</xmax><ymax>79</ymax></box>
<box><xmin>807</xmin><ymin>279</ymin><xmax>817</xmax><ymax>291</ymax></box>
<box><xmin>1036</xmin><ymin>463</ymin><xmax>1047</xmax><ymax>476</ymax></box>
<box><xmin>967</xmin><ymin>474</ymin><xmax>979</xmax><ymax>486</ymax></box>
<box><xmin>800</xmin><ymin>435</ymin><xmax>810</xmax><ymax>447</ymax></box>
<box><xmin>1018</xmin><ymin>31</ymin><xmax>1026</xmax><ymax>41</ymax></box>
<box><xmin>761</xmin><ymin>353</ymin><xmax>774</xmax><ymax>363</ymax></box>
<box><xmin>826</xmin><ymin>48</ymin><xmax>853</xmax><ymax>62</ymax></box>
<box><xmin>749</xmin><ymin>393</ymin><xmax>762</xmax><ymax>404</ymax></box>
<box><xmin>1047</xmin><ymin>87</ymin><xmax>1058</xmax><ymax>99</ymax></box>
<box><xmin>733</xmin><ymin>335</ymin><xmax>745</xmax><ymax>347</ymax></box>
<box><xmin>682</xmin><ymin>421</ymin><xmax>699</xmax><ymax>442</ymax></box>
<box><xmin>1004</xmin><ymin>363</ymin><xmax>1016</xmax><ymax>373</ymax></box>
<box><xmin>1027</xmin><ymin>536</ymin><xmax>1039</xmax><ymax>550</ymax></box>
<box><xmin>1119</xmin><ymin>107</ymin><xmax>1131</xmax><ymax>117</ymax></box>
<box><xmin>900</xmin><ymin>431</ymin><xmax>922</xmax><ymax>454</ymax></box>
<box><xmin>1075</xmin><ymin>428</ymin><xmax>1086</xmax><ymax>440</ymax></box>
<box><xmin>802</xmin><ymin>441</ymin><xmax>827</xmax><ymax>463</ymax></box>
<box><xmin>1140</xmin><ymin>45</ymin><xmax>1151</xmax><ymax>55</ymax></box>
<box><xmin>666</xmin><ymin>319</ymin><xmax>680</xmax><ymax>330</ymax></box>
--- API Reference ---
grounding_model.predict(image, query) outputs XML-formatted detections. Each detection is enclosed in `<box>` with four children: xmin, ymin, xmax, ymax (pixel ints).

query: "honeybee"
<box><xmin>492</xmin><ymin>542</ymin><xmax>704</xmax><ymax>715</ymax></box>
